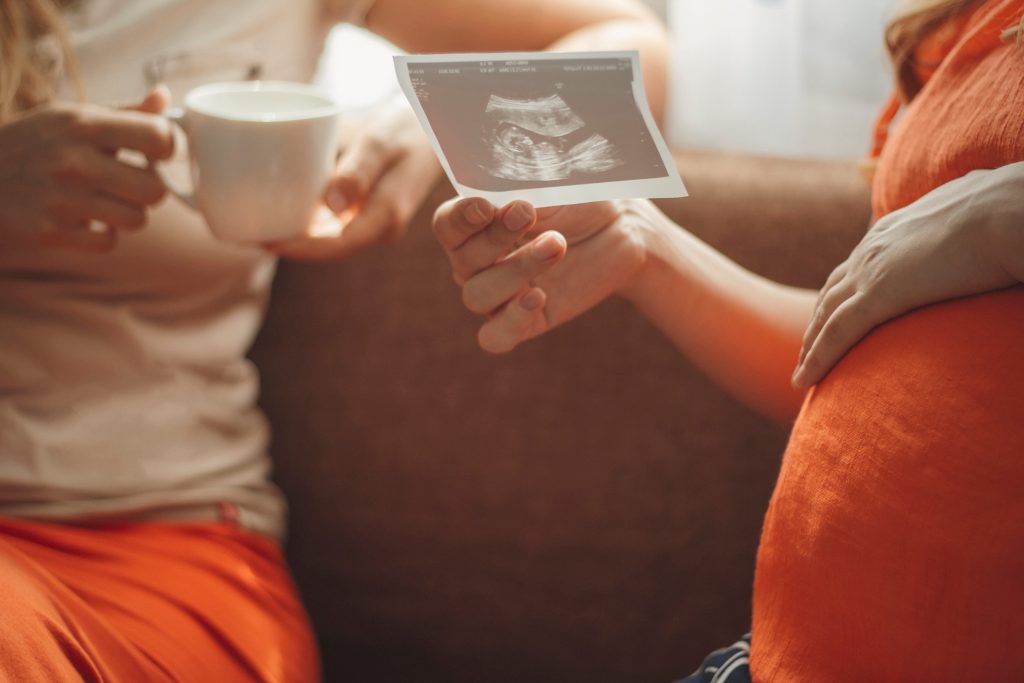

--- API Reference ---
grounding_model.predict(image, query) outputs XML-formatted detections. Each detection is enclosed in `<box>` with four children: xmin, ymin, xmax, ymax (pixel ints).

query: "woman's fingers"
<box><xmin>807</xmin><ymin>259</ymin><xmax>851</xmax><ymax>338</ymax></box>
<box><xmin>324</xmin><ymin>97</ymin><xmax>434</xmax><ymax>215</ymax></box>
<box><xmin>477</xmin><ymin>287</ymin><xmax>549</xmax><ymax>354</ymax></box>
<box><xmin>274</xmin><ymin>103</ymin><xmax>443</xmax><ymax>263</ymax></box>
<box><xmin>82</xmin><ymin>194</ymin><xmax>147</xmax><ymax>231</ymax></box>
<box><xmin>462</xmin><ymin>231</ymin><xmax>567</xmax><ymax>315</ymax></box>
<box><xmin>793</xmin><ymin>293</ymin><xmax>875</xmax><ymax>388</ymax></box>
<box><xmin>0</xmin><ymin>97</ymin><xmax>175</xmax><ymax>253</ymax></box>
<box><xmin>820</xmin><ymin>259</ymin><xmax>849</xmax><ymax>295</ymax></box>
<box><xmin>340</xmin><ymin>141</ymin><xmax>439</xmax><ymax>246</ymax></box>
<box><xmin>433</xmin><ymin>197</ymin><xmax>499</xmax><ymax>251</ymax></box>
<box><xmin>794</xmin><ymin>288</ymin><xmax>900</xmax><ymax>389</ymax></box>
<box><xmin>325</xmin><ymin>130</ymin><xmax>405</xmax><ymax>214</ymax></box>
<box><xmin>38</xmin><ymin>220</ymin><xmax>118</xmax><ymax>253</ymax></box>
<box><xmin>435</xmin><ymin>199</ymin><xmax>538</xmax><ymax>283</ymax></box>
<box><xmin>81</xmin><ymin>107</ymin><xmax>175</xmax><ymax>161</ymax></box>
<box><xmin>45</xmin><ymin>189</ymin><xmax>147</xmax><ymax>233</ymax></box>
<box><xmin>85</xmin><ymin>149</ymin><xmax>167</xmax><ymax>205</ymax></box>
<box><xmin>270</xmin><ymin>192</ymin><xmax>405</xmax><ymax>262</ymax></box>
<box><xmin>434</xmin><ymin>198</ymin><xmax>637</xmax><ymax>354</ymax></box>
<box><xmin>453</xmin><ymin>202</ymin><xmax>537</xmax><ymax>281</ymax></box>
<box><xmin>120</xmin><ymin>85</ymin><xmax>171</xmax><ymax>116</ymax></box>
<box><xmin>44</xmin><ymin>147</ymin><xmax>163</xmax><ymax>236</ymax></box>
<box><xmin>797</xmin><ymin>275</ymin><xmax>854</xmax><ymax>368</ymax></box>
<box><xmin>269</xmin><ymin>148</ymin><xmax>439</xmax><ymax>262</ymax></box>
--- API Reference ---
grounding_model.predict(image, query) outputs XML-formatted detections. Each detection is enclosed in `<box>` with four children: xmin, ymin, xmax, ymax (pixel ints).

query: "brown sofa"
<box><xmin>248</xmin><ymin>150</ymin><xmax>872</xmax><ymax>682</ymax></box>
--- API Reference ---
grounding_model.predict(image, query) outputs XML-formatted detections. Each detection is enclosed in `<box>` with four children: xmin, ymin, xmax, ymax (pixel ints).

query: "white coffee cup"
<box><xmin>160</xmin><ymin>81</ymin><xmax>342</xmax><ymax>243</ymax></box>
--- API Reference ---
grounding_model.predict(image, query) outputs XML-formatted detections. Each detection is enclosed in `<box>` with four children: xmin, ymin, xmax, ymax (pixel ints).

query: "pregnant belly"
<box><xmin>749</xmin><ymin>287</ymin><xmax>1024</xmax><ymax>683</ymax></box>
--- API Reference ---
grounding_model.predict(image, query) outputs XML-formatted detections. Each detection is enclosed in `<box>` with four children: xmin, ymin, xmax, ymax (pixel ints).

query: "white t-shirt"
<box><xmin>0</xmin><ymin>0</ymin><xmax>371</xmax><ymax>539</ymax></box>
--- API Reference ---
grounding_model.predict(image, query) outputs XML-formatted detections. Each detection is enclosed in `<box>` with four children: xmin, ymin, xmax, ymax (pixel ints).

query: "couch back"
<box><xmin>249</xmin><ymin>151</ymin><xmax>871</xmax><ymax>682</ymax></box>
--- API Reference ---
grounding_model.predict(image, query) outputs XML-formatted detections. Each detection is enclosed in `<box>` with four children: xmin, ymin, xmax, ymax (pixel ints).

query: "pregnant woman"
<box><xmin>432</xmin><ymin>0</ymin><xmax>1024</xmax><ymax>680</ymax></box>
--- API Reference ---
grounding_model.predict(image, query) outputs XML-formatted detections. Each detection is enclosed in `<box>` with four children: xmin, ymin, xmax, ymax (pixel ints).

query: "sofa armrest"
<box><xmin>249</xmin><ymin>150</ymin><xmax>870</xmax><ymax>682</ymax></box>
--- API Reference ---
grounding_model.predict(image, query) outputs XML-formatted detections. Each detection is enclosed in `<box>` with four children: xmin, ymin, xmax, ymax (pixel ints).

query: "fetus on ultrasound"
<box><xmin>481</xmin><ymin>93</ymin><xmax>624</xmax><ymax>182</ymax></box>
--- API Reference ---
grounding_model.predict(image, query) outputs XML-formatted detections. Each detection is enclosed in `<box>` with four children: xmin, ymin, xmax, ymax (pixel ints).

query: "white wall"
<box><xmin>666</xmin><ymin>0</ymin><xmax>898</xmax><ymax>160</ymax></box>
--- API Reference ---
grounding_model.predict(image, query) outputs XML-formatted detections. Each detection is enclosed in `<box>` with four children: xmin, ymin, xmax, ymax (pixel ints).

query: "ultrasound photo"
<box><xmin>395</xmin><ymin>52</ymin><xmax>686</xmax><ymax>207</ymax></box>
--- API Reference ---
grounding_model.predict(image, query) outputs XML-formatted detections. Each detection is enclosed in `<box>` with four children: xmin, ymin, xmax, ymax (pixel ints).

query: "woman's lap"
<box><xmin>0</xmin><ymin>516</ymin><xmax>319</xmax><ymax>682</ymax></box>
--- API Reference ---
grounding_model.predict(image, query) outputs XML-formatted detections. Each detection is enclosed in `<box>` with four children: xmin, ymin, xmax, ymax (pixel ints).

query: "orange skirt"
<box><xmin>0</xmin><ymin>516</ymin><xmax>320</xmax><ymax>682</ymax></box>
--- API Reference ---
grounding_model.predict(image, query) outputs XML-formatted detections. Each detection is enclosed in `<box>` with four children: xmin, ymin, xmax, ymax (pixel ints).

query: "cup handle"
<box><xmin>153</xmin><ymin>107</ymin><xmax>198</xmax><ymax>210</ymax></box>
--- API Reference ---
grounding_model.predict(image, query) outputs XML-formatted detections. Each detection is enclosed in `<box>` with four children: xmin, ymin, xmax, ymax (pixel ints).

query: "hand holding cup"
<box><xmin>0</xmin><ymin>88</ymin><xmax>173</xmax><ymax>252</ymax></box>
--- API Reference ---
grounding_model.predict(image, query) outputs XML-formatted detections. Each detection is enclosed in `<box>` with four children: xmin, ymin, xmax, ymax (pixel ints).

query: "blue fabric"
<box><xmin>675</xmin><ymin>633</ymin><xmax>752</xmax><ymax>683</ymax></box>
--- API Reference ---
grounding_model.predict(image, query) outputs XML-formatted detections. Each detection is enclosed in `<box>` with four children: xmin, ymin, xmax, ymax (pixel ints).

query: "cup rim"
<box><xmin>184</xmin><ymin>80</ymin><xmax>341</xmax><ymax>122</ymax></box>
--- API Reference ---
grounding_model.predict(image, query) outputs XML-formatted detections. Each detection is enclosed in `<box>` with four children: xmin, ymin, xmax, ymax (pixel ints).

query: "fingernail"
<box><xmin>504</xmin><ymin>203</ymin><xmax>533</xmax><ymax>232</ymax></box>
<box><xmin>326</xmin><ymin>187</ymin><xmax>347</xmax><ymax>214</ymax></box>
<box><xmin>532</xmin><ymin>233</ymin><xmax>564</xmax><ymax>261</ymax></box>
<box><xmin>791</xmin><ymin>365</ymin><xmax>806</xmax><ymax>388</ymax></box>
<box><xmin>463</xmin><ymin>201</ymin><xmax>488</xmax><ymax>226</ymax></box>
<box><xmin>520</xmin><ymin>288</ymin><xmax>545</xmax><ymax>311</ymax></box>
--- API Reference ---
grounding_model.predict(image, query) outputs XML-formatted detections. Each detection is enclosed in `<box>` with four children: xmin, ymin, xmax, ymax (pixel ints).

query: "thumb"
<box><xmin>121</xmin><ymin>84</ymin><xmax>172</xmax><ymax>114</ymax></box>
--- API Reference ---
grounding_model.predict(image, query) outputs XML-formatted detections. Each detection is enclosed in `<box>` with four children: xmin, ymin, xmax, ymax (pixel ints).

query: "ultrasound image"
<box><xmin>483</xmin><ymin>94</ymin><xmax>624</xmax><ymax>181</ymax></box>
<box><xmin>405</xmin><ymin>56</ymin><xmax>670</xmax><ymax>193</ymax></box>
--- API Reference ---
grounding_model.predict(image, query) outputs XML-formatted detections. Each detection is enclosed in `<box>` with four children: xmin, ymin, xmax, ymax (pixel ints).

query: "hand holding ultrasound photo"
<box><xmin>394</xmin><ymin>51</ymin><xmax>686</xmax><ymax>208</ymax></box>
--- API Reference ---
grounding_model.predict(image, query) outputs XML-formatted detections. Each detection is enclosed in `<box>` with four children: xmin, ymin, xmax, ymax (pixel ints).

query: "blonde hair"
<box><xmin>0</xmin><ymin>0</ymin><xmax>80</xmax><ymax>121</ymax></box>
<box><xmin>886</xmin><ymin>0</ymin><xmax>1023</xmax><ymax>101</ymax></box>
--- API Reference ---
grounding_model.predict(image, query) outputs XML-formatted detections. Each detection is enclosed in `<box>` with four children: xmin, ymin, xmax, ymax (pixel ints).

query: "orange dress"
<box><xmin>751</xmin><ymin>1</ymin><xmax>1024</xmax><ymax>681</ymax></box>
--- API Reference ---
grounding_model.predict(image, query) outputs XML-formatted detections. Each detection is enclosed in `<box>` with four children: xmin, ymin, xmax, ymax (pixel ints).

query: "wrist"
<box><xmin>616</xmin><ymin>198</ymin><xmax>681</xmax><ymax>306</ymax></box>
<box><xmin>979</xmin><ymin>162</ymin><xmax>1024</xmax><ymax>283</ymax></box>
<box><xmin>988</xmin><ymin>213</ymin><xmax>1024</xmax><ymax>283</ymax></box>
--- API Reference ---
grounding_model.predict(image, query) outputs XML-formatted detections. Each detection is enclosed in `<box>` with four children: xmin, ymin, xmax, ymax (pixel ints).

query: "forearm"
<box><xmin>620</xmin><ymin>200</ymin><xmax>816</xmax><ymax>422</ymax></box>
<box><xmin>544</xmin><ymin>19</ymin><xmax>669</xmax><ymax>124</ymax></box>
<box><xmin>363</xmin><ymin>0</ymin><xmax>668</xmax><ymax>121</ymax></box>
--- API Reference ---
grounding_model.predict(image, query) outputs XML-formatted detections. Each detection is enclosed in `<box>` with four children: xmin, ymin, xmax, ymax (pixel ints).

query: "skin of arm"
<box><xmin>616</xmin><ymin>164</ymin><xmax>1024</xmax><ymax>416</ymax></box>
<box><xmin>620</xmin><ymin>201</ymin><xmax>816</xmax><ymax>421</ymax></box>
<box><xmin>357</xmin><ymin>0</ymin><xmax>669</xmax><ymax>121</ymax></box>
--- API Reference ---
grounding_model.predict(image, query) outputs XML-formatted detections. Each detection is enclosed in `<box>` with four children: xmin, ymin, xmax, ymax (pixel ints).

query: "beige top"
<box><xmin>0</xmin><ymin>0</ymin><xmax>370</xmax><ymax>539</ymax></box>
